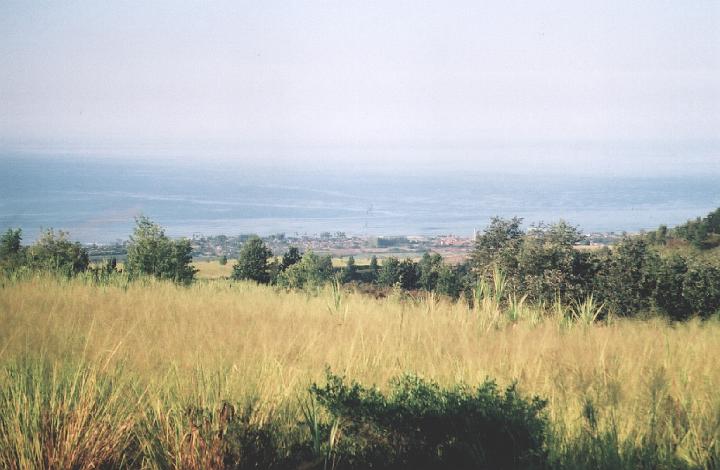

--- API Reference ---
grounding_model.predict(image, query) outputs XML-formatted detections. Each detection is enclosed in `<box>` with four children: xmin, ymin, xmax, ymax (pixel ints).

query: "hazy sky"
<box><xmin>1</xmin><ymin>1</ymin><xmax>718</xmax><ymax>171</ymax></box>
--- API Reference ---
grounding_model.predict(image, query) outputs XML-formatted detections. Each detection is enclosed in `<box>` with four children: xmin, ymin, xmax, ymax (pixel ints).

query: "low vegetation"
<box><xmin>1</xmin><ymin>210</ymin><xmax>720</xmax><ymax>467</ymax></box>
<box><xmin>1</xmin><ymin>274</ymin><xmax>720</xmax><ymax>468</ymax></box>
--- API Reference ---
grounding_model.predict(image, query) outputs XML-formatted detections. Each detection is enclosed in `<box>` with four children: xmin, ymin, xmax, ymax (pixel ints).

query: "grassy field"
<box><xmin>193</xmin><ymin>259</ymin><xmax>236</xmax><ymax>279</ymax></box>
<box><xmin>193</xmin><ymin>257</ymin><xmax>380</xmax><ymax>279</ymax></box>
<box><xmin>1</xmin><ymin>274</ymin><xmax>719</xmax><ymax>468</ymax></box>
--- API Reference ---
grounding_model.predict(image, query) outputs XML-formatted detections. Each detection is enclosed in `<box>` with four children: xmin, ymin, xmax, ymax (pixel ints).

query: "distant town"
<box><xmin>85</xmin><ymin>230</ymin><xmax>629</xmax><ymax>262</ymax></box>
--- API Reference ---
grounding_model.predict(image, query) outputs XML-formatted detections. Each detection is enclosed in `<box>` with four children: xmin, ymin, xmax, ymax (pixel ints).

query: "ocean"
<box><xmin>1</xmin><ymin>154</ymin><xmax>719</xmax><ymax>243</ymax></box>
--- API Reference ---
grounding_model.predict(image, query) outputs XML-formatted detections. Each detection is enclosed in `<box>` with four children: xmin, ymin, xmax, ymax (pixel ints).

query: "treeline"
<box><xmin>0</xmin><ymin>216</ymin><xmax>196</xmax><ymax>284</ymax></box>
<box><xmin>3</xmin><ymin>211</ymin><xmax>720</xmax><ymax>320</ymax></box>
<box><xmin>646</xmin><ymin>207</ymin><xmax>720</xmax><ymax>249</ymax></box>
<box><xmin>232</xmin><ymin>216</ymin><xmax>720</xmax><ymax>320</ymax></box>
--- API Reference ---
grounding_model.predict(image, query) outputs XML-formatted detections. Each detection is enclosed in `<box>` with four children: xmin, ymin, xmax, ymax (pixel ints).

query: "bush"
<box><xmin>594</xmin><ymin>237</ymin><xmax>659</xmax><ymax>316</ymax></box>
<box><xmin>125</xmin><ymin>216</ymin><xmax>197</xmax><ymax>284</ymax></box>
<box><xmin>377</xmin><ymin>257</ymin><xmax>401</xmax><ymax>287</ymax></box>
<box><xmin>232</xmin><ymin>235</ymin><xmax>273</xmax><ymax>284</ymax></box>
<box><xmin>25</xmin><ymin>229</ymin><xmax>90</xmax><ymax>275</ymax></box>
<box><xmin>682</xmin><ymin>260</ymin><xmax>720</xmax><ymax>318</ymax></box>
<box><xmin>652</xmin><ymin>255</ymin><xmax>691</xmax><ymax>320</ymax></box>
<box><xmin>310</xmin><ymin>371</ymin><xmax>549</xmax><ymax>469</ymax></box>
<box><xmin>0</xmin><ymin>228</ymin><xmax>24</xmax><ymax>273</ymax></box>
<box><xmin>276</xmin><ymin>251</ymin><xmax>333</xmax><ymax>289</ymax></box>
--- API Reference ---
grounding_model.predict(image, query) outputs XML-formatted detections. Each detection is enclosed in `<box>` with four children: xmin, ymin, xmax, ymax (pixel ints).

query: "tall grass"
<box><xmin>1</xmin><ymin>273</ymin><xmax>719</xmax><ymax>467</ymax></box>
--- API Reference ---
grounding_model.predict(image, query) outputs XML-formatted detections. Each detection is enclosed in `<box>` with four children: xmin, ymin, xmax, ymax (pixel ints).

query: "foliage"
<box><xmin>280</xmin><ymin>246</ymin><xmax>302</xmax><ymax>271</ymax></box>
<box><xmin>0</xmin><ymin>228</ymin><xmax>24</xmax><ymax>272</ymax></box>
<box><xmin>594</xmin><ymin>237</ymin><xmax>659</xmax><ymax>316</ymax></box>
<box><xmin>516</xmin><ymin>221</ymin><xmax>597</xmax><ymax>303</ymax></box>
<box><xmin>436</xmin><ymin>264</ymin><xmax>463</xmax><ymax>300</ymax></box>
<box><xmin>418</xmin><ymin>252</ymin><xmax>442</xmax><ymax>291</ymax></box>
<box><xmin>341</xmin><ymin>255</ymin><xmax>358</xmax><ymax>283</ymax></box>
<box><xmin>126</xmin><ymin>216</ymin><xmax>197</xmax><ymax>284</ymax></box>
<box><xmin>25</xmin><ymin>229</ymin><xmax>90</xmax><ymax>275</ymax></box>
<box><xmin>647</xmin><ymin>207</ymin><xmax>720</xmax><ymax>249</ymax></box>
<box><xmin>310</xmin><ymin>371</ymin><xmax>549</xmax><ymax>469</ymax></box>
<box><xmin>398</xmin><ymin>258</ymin><xmax>419</xmax><ymax>290</ymax></box>
<box><xmin>472</xmin><ymin>216</ymin><xmax>523</xmax><ymax>276</ymax></box>
<box><xmin>276</xmin><ymin>250</ymin><xmax>333</xmax><ymax>290</ymax></box>
<box><xmin>652</xmin><ymin>254</ymin><xmax>691</xmax><ymax>320</ymax></box>
<box><xmin>377</xmin><ymin>256</ymin><xmax>401</xmax><ymax>287</ymax></box>
<box><xmin>681</xmin><ymin>259</ymin><xmax>720</xmax><ymax>318</ymax></box>
<box><xmin>0</xmin><ymin>359</ymin><xmax>136</xmax><ymax>469</ymax></box>
<box><xmin>3</xmin><ymin>276</ymin><xmax>720</xmax><ymax>468</ymax></box>
<box><xmin>232</xmin><ymin>235</ymin><xmax>273</xmax><ymax>284</ymax></box>
<box><xmin>368</xmin><ymin>255</ymin><xmax>379</xmax><ymax>283</ymax></box>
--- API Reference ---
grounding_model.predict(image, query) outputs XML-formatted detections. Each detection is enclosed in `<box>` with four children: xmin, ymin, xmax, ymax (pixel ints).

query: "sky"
<box><xmin>1</xmin><ymin>1</ymin><xmax>719</xmax><ymax>173</ymax></box>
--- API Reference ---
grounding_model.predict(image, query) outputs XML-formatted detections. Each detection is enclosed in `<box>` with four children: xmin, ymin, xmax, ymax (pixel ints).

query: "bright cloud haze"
<box><xmin>1</xmin><ymin>0</ymin><xmax>718</xmax><ymax>174</ymax></box>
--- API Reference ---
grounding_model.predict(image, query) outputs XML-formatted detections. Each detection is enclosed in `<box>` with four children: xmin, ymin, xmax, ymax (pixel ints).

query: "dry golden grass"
<box><xmin>1</xmin><ymin>274</ymin><xmax>719</xmax><ymax>466</ymax></box>
<box><xmin>192</xmin><ymin>259</ymin><xmax>235</xmax><ymax>279</ymax></box>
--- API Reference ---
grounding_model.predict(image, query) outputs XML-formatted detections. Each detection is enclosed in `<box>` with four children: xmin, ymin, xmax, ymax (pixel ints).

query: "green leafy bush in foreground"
<box><xmin>309</xmin><ymin>371</ymin><xmax>549</xmax><ymax>470</ymax></box>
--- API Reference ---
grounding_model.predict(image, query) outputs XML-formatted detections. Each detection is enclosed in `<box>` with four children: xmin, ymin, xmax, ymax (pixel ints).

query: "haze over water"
<box><xmin>2</xmin><ymin>153</ymin><xmax>718</xmax><ymax>244</ymax></box>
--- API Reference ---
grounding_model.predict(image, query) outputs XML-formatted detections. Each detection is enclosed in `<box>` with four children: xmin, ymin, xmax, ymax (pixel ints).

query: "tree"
<box><xmin>126</xmin><ymin>216</ymin><xmax>197</xmax><ymax>283</ymax></box>
<box><xmin>281</xmin><ymin>246</ymin><xmax>302</xmax><ymax>271</ymax></box>
<box><xmin>232</xmin><ymin>235</ymin><xmax>273</xmax><ymax>284</ymax></box>
<box><xmin>398</xmin><ymin>258</ymin><xmax>419</xmax><ymax>290</ymax></box>
<box><xmin>516</xmin><ymin>221</ymin><xmax>593</xmax><ymax>303</ymax></box>
<box><xmin>682</xmin><ymin>260</ymin><xmax>720</xmax><ymax>318</ymax></box>
<box><xmin>368</xmin><ymin>255</ymin><xmax>379</xmax><ymax>283</ymax></box>
<box><xmin>652</xmin><ymin>255</ymin><xmax>691</xmax><ymax>320</ymax></box>
<box><xmin>26</xmin><ymin>229</ymin><xmax>89</xmax><ymax>275</ymax></box>
<box><xmin>472</xmin><ymin>217</ymin><xmax>523</xmax><ymax>275</ymax></box>
<box><xmin>436</xmin><ymin>264</ymin><xmax>462</xmax><ymax>300</ymax></box>
<box><xmin>0</xmin><ymin>228</ymin><xmax>23</xmax><ymax>271</ymax></box>
<box><xmin>276</xmin><ymin>251</ymin><xmax>333</xmax><ymax>289</ymax></box>
<box><xmin>594</xmin><ymin>237</ymin><xmax>659</xmax><ymax>316</ymax></box>
<box><xmin>378</xmin><ymin>257</ymin><xmax>401</xmax><ymax>287</ymax></box>
<box><xmin>418</xmin><ymin>252</ymin><xmax>442</xmax><ymax>291</ymax></box>
<box><xmin>219</xmin><ymin>255</ymin><xmax>228</xmax><ymax>265</ymax></box>
<box><xmin>341</xmin><ymin>256</ymin><xmax>358</xmax><ymax>283</ymax></box>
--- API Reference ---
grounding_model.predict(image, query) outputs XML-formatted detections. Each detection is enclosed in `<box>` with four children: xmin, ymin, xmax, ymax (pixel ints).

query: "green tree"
<box><xmin>682</xmin><ymin>260</ymin><xmax>720</xmax><ymax>318</ymax></box>
<box><xmin>368</xmin><ymin>255</ymin><xmax>379</xmax><ymax>283</ymax></box>
<box><xmin>232</xmin><ymin>235</ymin><xmax>273</xmax><ymax>284</ymax></box>
<box><xmin>436</xmin><ymin>264</ymin><xmax>462</xmax><ymax>300</ymax></box>
<box><xmin>341</xmin><ymin>255</ymin><xmax>358</xmax><ymax>283</ymax></box>
<box><xmin>418</xmin><ymin>252</ymin><xmax>442</xmax><ymax>291</ymax></box>
<box><xmin>276</xmin><ymin>250</ymin><xmax>333</xmax><ymax>289</ymax></box>
<box><xmin>218</xmin><ymin>255</ymin><xmax>228</xmax><ymax>265</ymax></box>
<box><xmin>594</xmin><ymin>237</ymin><xmax>659</xmax><ymax>316</ymax></box>
<box><xmin>398</xmin><ymin>258</ymin><xmax>419</xmax><ymax>290</ymax></box>
<box><xmin>281</xmin><ymin>246</ymin><xmax>302</xmax><ymax>271</ymax></box>
<box><xmin>0</xmin><ymin>228</ymin><xmax>23</xmax><ymax>272</ymax></box>
<box><xmin>652</xmin><ymin>254</ymin><xmax>690</xmax><ymax>320</ymax></box>
<box><xmin>516</xmin><ymin>221</ymin><xmax>594</xmax><ymax>303</ymax></box>
<box><xmin>377</xmin><ymin>257</ymin><xmax>401</xmax><ymax>287</ymax></box>
<box><xmin>26</xmin><ymin>229</ymin><xmax>90</xmax><ymax>275</ymax></box>
<box><xmin>472</xmin><ymin>217</ymin><xmax>523</xmax><ymax>276</ymax></box>
<box><xmin>125</xmin><ymin>216</ymin><xmax>197</xmax><ymax>283</ymax></box>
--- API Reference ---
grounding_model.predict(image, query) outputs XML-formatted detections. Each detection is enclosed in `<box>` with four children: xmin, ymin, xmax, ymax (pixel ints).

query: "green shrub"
<box><xmin>377</xmin><ymin>256</ymin><xmax>401</xmax><ymax>287</ymax></box>
<box><xmin>653</xmin><ymin>255</ymin><xmax>691</xmax><ymax>320</ymax></box>
<box><xmin>276</xmin><ymin>251</ymin><xmax>333</xmax><ymax>290</ymax></box>
<box><xmin>594</xmin><ymin>237</ymin><xmax>659</xmax><ymax>316</ymax></box>
<box><xmin>125</xmin><ymin>216</ymin><xmax>197</xmax><ymax>284</ymax></box>
<box><xmin>232</xmin><ymin>235</ymin><xmax>273</xmax><ymax>284</ymax></box>
<box><xmin>682</xmin><ymin>260</ymin><xmax>720</xmax><ymax>318</ymax></box>
<box><xmin>310</xmin><ymin>371</ymin><xmax>549</xmax><ymax>469</ymax></box>
<box><xmin>25</xmin><ymin>229</ymin><xmax>90</xmax><ymax>275</ymax></box>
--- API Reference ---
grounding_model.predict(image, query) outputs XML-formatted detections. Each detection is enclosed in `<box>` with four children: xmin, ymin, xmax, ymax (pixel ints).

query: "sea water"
<box><xmin>1</xmin><ymin>154</ymin><xmax>718</xmax><ymax>243</ymax></box>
